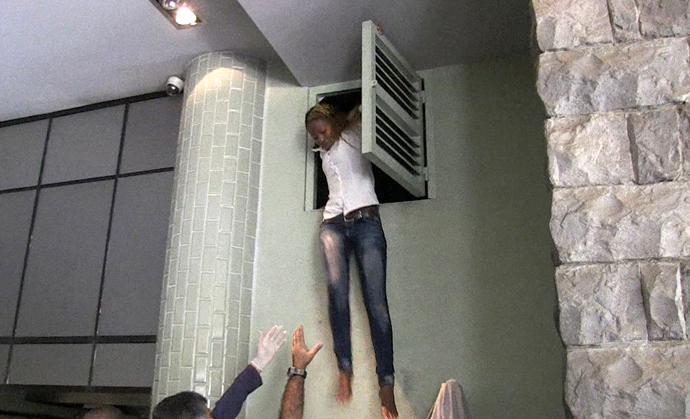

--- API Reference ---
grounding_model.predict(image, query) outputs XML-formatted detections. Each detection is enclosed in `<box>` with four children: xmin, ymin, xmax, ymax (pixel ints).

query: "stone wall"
<box><xmin>532</xmin><ymin>0</ymin><xmax>690</xmax><ymax>417</ymax></box>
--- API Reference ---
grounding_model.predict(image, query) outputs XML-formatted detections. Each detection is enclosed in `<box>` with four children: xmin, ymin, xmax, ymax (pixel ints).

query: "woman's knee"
<box><xmin>327</xmin><ymin>285</ymin><xmax>350</xmax><ymax>313</ymax></box>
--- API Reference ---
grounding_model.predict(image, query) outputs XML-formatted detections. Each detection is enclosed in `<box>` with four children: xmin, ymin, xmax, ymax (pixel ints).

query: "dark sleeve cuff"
<box><xmin>210</xmin><ymin>365</ymin><xmax>263</xmax><ymax>419</ymax></box>
<box><xmin>243</xmin><ymin>364</ymin><xmax>263</xmax><ymax>390</ymax></box>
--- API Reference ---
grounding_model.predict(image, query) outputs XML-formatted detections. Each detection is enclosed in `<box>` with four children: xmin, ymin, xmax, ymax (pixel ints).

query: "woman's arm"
<box><xmin>347</xmin><ymin>104</ymin><xmax>362</xmax><ymax>124</ymax></box>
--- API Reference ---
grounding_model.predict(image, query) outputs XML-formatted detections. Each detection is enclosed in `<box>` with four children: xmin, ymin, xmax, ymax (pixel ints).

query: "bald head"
<box><xmin>83</xmin><ymin>405</ymin><xmax>124</xmax><ymax>419</ymax></box>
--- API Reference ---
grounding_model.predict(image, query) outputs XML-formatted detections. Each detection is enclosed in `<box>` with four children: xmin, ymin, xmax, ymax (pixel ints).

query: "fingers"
<box><xmin>261</xmin><ymin>325</ymin><xmax>287</xmax><ymax>348</ymax></box>
<box><xmin>266</xmin><ymin>325</ymin><xmax>279</xmax><ymax>341</ymax></box>
<box><xmin>292</xmin><ymin>325</ymin><xmax>306</xmax><ymax>357</ymax></box>
<box><xmin>264</xmin><ymin>326</ymin><xmax>275</xmax><ymax>341</ymax></box>
<box><xmin>295</xmin><ymin>325</ymin><xmax>305</xmax><ymax>346</ymax></box>
<box><xmin>307</xmin><ymin>342</ymin><xmax>324</xmax><ymax>358</ymax></box>
<box><xmin>274</xmin><ymin>328</ymin><xmax>288</xmax><ymax>349</ymax></box>
<box><xmin>271</xmin><ymin>326</ymin><xmax>286</xmax><ymax>343</ymax></box>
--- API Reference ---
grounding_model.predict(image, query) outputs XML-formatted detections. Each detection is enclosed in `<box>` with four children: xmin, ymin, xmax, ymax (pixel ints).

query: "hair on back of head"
<box><xmin>305</xmin><ymin>103</ymin><xmax>341</xmax><ymax>126</ymax></box>
<box><xmin>152</xmin><ymin>391</ymin><xmax>208</xmax><ymax>419</ymax></box>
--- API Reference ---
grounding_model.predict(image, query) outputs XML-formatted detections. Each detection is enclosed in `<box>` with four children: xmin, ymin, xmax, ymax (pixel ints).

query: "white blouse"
<box><xmin>318</xmin><ymin>122</ymin><xmax>379</xmax><ymax>219</ymax></box>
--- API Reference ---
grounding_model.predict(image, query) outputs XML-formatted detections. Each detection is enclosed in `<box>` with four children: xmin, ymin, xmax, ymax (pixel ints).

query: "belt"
<box><xmin>344</xmin><ymin>205</ymin><xmax>379</xmax><ymax>222</ymax></box>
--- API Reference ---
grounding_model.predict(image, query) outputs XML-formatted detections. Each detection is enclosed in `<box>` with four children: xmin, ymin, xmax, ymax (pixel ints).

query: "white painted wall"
<box><xmin>247</xmin><ymin>56</ymin><xmax>565</xmax><ymax>418</ymax></box>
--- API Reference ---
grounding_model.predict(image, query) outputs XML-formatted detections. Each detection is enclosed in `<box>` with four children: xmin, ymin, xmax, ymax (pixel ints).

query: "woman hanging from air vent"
<box><xmin>305</xmin><ymin>103</ymin><xmax>398</xmax><ymax>419</ymax></box>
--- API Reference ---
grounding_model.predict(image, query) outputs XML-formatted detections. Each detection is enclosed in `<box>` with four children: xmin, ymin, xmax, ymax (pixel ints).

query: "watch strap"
<box><xmin>287</xmin><ymin>367</ymin><xmax>307</xmax><ymax>379</ymax></box>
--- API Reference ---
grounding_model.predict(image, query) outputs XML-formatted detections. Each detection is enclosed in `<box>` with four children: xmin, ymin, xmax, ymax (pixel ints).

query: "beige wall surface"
<box><xmin>247</xmin><ymin>56</ymin><xmax>565</xmax><ymax>418</ymax></box>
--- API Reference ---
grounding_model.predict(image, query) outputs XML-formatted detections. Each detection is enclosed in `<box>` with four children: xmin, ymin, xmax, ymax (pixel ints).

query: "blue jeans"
<box><xmin>319</xmin><ymin>211</ymin><xmax>394</xmax><ymax>388</ymax></box>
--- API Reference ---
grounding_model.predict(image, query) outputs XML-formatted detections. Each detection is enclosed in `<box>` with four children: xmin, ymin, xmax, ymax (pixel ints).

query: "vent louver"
<box><xmin>362</xmin><ymin>20</ymin><xmax>426</xmax><ymax>197</ymax></box>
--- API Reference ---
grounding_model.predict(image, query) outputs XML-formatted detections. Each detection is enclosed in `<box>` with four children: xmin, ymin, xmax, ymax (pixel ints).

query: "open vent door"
<box><xmin>361</xmin><ymin>20</ymin><xmax>426</xmax><ymax>198</ymax></box>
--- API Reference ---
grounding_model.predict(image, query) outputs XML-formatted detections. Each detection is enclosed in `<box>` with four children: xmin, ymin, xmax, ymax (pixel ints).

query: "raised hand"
<box><xmin>291</xmin><ymin>326</ymin><xmax>323</xmax><ymax>370</ymax></box>
<box><xmin>251</xmin><ymin>325</ymin><xmax>288</xmax><ymax>373</ymax></box>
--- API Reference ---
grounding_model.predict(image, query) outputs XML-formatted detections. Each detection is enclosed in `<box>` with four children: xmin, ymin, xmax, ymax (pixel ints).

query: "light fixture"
<box><xmin>150</xmin><ymin>0</ymin><xmax>201</xmax><ymax>29</ymax></box>
<box><xmin>159</xmin><ymin>0</ymin><xmax>180</xmax><ymax>10</ymax></box>
<box><xmin>175</xmin><ymin>5</ymin><xmax>198</xmax><ymax>26</ymax></box>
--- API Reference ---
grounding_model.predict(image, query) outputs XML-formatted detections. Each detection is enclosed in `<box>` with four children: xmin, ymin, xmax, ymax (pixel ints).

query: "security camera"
<box><xmin>159</xmin><ymin>0</ymin><xmax>180</xmax><ymax>10</ymax></box>
<box><xmin>166</xmin><ymin>76</ymin><xmax>185</xmax><ymax>96</ymax></box>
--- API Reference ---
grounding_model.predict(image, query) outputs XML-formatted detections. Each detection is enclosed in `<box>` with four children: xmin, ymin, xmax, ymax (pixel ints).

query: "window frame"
<box><xmin>304</xmin><ymin>80</ymin><xmax>361</xmax><ymax>211</ymax></box>
<box><xmin>303</xmin><ymin>80</ymin><xmax>437</xmax><ymax>211</ymax></box>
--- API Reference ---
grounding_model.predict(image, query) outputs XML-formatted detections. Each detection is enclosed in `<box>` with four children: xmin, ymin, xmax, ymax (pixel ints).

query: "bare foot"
<box><xmin>380</xmin><ymin>386</ymin><xmax>398</xmax><ymax>418</ymax></box>
<box><xmin>336</xmin><ymin>371</ymin><xmax>352</xmax><ymax>405</ymax></box>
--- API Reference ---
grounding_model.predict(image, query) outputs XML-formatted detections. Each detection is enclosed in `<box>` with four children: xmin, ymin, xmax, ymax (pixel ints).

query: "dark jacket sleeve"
<box><xmin>211</xmin><ymin>364</ymin><xmax>262</xmax><ymax>419</ymax></box>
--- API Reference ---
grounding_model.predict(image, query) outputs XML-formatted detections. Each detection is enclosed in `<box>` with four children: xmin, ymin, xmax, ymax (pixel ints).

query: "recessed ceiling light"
<box><xmin>175</xmin><ymin>5</ymin><xmax>198</xmax><ymax>26</ymax></box>
<box><xmin>150</xmin><ymin>0</ymin><xmax>202</xmax><ymax>29</ymax></box>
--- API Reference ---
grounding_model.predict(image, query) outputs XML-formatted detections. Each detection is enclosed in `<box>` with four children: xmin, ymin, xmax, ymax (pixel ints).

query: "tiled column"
<box><xmin>152</xmin><ymin>52</ymin><xmax>266</xmax><ymax>412</ymax></box>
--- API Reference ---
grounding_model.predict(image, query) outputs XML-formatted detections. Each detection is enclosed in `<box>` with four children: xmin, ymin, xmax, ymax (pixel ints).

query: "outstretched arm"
<box><xmin>211</xmin><ymin>364</ymin><xmax>262</xmax><ymax>419</ymax></box>
<box><xmin>279</xmin><ymin>326</ymin><xmax>323</xmax><ymax>419</ymax></box>
<box><xmin>212</xmin><ymin>325</ymin><xmax>287</xmax><ymax>419</ymax></box>
<box><xmin>279</xmin><ymin>375</ymin><xmax>306</xmax><ymax>419</ymax></box>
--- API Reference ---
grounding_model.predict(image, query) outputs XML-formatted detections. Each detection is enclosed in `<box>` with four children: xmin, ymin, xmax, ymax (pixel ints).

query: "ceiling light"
<box><xmin>159</xmin><ymin>0</ymin><xmax>180</xmax><ymax>10</ymax></box>
<box><xmin>150</xmin><ymin>0</ymin><xmax>202</xmax><ymax>29</ymax></box>
<box><xmin>175</xmin><ymin>5</ymin><xmax>198</xmax><ymax>26</ymax></box>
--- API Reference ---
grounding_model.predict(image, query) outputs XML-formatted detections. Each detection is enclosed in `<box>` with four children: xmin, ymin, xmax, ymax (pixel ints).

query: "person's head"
<box><xmin>305</xmin><ymin>103</ymin><xmax>348</xmax><ymax>151</ymax></box>
<box><xmin>152</xmin><ymin>391</ymin><xmax>211</xmax><ymax>419</ymax></box>
<box><xmin>82</xmin><ymin>405</ymin><xmax>124</xmax><ymax>419</ymax></box>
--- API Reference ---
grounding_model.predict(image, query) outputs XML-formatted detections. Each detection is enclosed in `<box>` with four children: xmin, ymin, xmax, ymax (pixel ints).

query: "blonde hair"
<box><xmin>305</xmin><ymin>103</ymin><xmax>347</xmax><ymax>139</ymax></box>
<box><xmin>305</xmin><ymin>103</ymin><xmax>360</xmax><ymax>140</ymax></box>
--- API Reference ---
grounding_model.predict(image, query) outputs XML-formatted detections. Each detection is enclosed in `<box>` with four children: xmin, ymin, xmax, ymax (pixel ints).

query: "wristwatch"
<box><xmin>287</xmin><ymin>367</ymin><xmax>307</xmax><ymax>379</ymax></box>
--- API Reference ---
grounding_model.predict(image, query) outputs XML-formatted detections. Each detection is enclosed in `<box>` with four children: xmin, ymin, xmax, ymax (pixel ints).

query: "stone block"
<box><xmin>532</xmin><ymin>0</ymin><xmax>613</xmax><ymax>51</ymax></box>
<box><xmin>609</xmin><ymin>0</ymin><xmax>641</xmax><ymax>42</ymax></box>
<box><xmin>556</xmin><ymin>263</ymin><xmax>646</xmax><ymax>345</ymax></box>
<box><xmin>639</xmin><ymin>0</ymin><xmax>690</xmax><ymax>38</ymax></box>
<box><xmin>551</xmin><ymin>182</ymin><xmax>690</xmax><ymax>262</ymax></box>
<box><xmin>629</xmin><ymin>108</ymin><xmax>682</xmax><ymax>184</ymax></box>
<box><xmin>679</xmin><ymin>105</ymin><xmax>690</xmax><ymax>179</ymax></box>
<box><xmin>546</xmin><ymin>113</ymin><xmax>634</xmax><ymax>186</ymax></box>
<box><xmin>566</xmin><ymin>344</ymin><xmax>690</xmax><ymax>419</ymax></box>
<box><xmin>640</xmin><ymin>262</ymin><xmax>685</xmax><ymax>340</ymax></box>
<box><xmin>682</xmin><ymin>263</ymin><xmax>690</xmax><ymax>338</ymax></box>
<box><xmin>538</xmin><ymin>38</ymin><xmax>690</xmax><ymax>116</ymax></box>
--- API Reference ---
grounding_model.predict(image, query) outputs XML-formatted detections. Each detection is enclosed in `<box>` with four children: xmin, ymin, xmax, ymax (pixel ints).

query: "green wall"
<box><xmin>246</xmin><ymin>56</ymin><xmax>566</xmax><ymax>418</ymax></box>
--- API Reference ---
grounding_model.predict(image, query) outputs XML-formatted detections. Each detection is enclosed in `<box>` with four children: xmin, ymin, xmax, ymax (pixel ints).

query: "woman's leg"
<box><xmin>351</xmin><ymin>216</ymin><xmax>394</xmax><ymax>387</ymax></box>
<box><xmin>318</xmin><ymin>221</ymin><xmax>353</xmax><ymax>376</ymax></box>
<box><xmin>352</xmin><ymin>216</ymin><xmax>397</xmax><ymax>417</ymax></box>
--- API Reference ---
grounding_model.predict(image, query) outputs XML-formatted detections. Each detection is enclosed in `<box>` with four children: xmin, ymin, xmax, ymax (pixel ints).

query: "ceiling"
<box><xmin>238</xmin><ymin>0</ymin><xmax>533</xmax><ymax>86</ymax></box>
<box><xmin>0</xmin><ymin>0</ymin><xmax>532</xmax><ymax>122</ymax></box>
